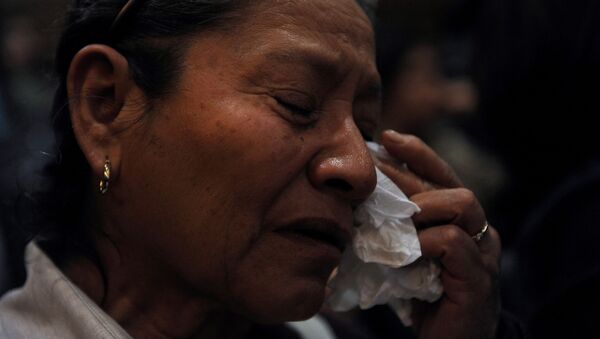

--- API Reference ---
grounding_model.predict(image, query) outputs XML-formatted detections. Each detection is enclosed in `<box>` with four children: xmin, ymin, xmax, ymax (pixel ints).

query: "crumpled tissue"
<box><xmin>327</xmin><ymin>142</ymin><xmax>443</xmax><ymax>326</ymax></box>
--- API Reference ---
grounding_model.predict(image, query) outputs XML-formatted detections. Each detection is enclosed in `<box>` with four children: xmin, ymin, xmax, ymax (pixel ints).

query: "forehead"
<box><xmin>247</xmin><ymin>0</ymin><xmax>375</xmax><ymax>46</ymax></box>
<box><xmin>232</xmin><ymin>0</ymin><xmax>377</xmax><ymax>72</ymax></box>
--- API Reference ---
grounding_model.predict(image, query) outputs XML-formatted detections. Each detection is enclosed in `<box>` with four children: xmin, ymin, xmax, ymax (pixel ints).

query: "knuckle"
<box><xmin>441</xmin><ymin>164</ymin><xmax>457</xmax><ymax>184</ymax></box>
<box><xmin>443</xmin><ymin>225</ymin><xmax>468</xmax><ymax>247</ymax></box>
<box><xmin>454</xmin><ymin>188</ymin><xmax>478</xmax><ymax>210</ymax></box>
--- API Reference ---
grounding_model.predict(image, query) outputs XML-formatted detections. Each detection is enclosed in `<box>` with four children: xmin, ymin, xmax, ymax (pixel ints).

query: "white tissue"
<box><xmin>327</xmin><ymin>142</ymin><xmax>443</xmax><ymax>326</ymax></box>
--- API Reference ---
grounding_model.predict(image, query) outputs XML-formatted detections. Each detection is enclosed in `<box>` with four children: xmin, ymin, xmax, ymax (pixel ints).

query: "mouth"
<box><xmin>275</xmin><ymin>218</ymin><xmax>351</xmax><ymax>253</ymax></box>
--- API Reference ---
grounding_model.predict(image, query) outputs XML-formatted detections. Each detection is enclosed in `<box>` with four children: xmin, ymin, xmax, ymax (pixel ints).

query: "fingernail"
<box><xmin>383</xmin><ymin>129</ymin><xmax>406</xmax><ymax>144</ymax></box>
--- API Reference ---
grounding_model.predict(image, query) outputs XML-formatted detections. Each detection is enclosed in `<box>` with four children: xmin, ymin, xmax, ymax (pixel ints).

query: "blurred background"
<box><xmin>0</xmin><ymin>0</ymin><xmax>68</xmax><ymax>292</ymax></box>
<box><xmin>1</xmin><ymin>0</ymin><xmax>599</xmax><ymax>337</ymax></box>
<box><xmin>1</xmin><ymin>0</ymin><xmax>68</xmax><ymax>293</ymax></box>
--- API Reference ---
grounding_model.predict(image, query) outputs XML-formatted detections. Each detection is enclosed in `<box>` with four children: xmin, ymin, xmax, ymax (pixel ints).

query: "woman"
<box><xmin>0</xmin><ymin>0</ymin><xmax>502</xmax><ymax>338</ymax></box>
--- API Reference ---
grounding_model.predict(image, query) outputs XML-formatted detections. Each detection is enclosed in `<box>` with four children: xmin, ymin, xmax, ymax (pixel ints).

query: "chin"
<box><xmin>235</xmin><ymin>278</ymin><xmax>327</xmax><ymax>324</ymax></box>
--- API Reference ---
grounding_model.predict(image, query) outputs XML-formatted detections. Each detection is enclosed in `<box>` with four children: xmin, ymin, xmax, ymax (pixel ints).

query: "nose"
<box><xmin>308</xmin><ymin>118</ymin><xmax>377</xmax><ymax>203</ymax></box>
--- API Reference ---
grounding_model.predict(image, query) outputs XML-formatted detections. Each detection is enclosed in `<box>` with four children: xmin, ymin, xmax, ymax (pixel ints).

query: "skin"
<box><xmin>65</xmin><ymin>0</ymin><xmax>501</xmax><ymax>338</ymax></box>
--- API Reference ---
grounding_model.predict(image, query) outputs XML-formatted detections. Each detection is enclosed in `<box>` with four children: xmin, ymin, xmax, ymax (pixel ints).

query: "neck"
<box><xmin>62</xmin><ymin>235</ymin><xmax>251</xmax><ymax>339</ymax></box>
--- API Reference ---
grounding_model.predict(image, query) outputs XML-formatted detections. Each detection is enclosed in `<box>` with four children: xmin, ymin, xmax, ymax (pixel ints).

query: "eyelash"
<box><xmin>275</xmin><ymin>97</ymin><xmax>314</xmax><ymax>117</ymax></box>
<box><xmin>272</xmin><ymin>92</ymin><xmax>320</xmax><ymax>126</ymax></box>
<box><xmin>272</xmin><ymin>95</ymin><xmax>375</xmax><ymax>140</ymax></box>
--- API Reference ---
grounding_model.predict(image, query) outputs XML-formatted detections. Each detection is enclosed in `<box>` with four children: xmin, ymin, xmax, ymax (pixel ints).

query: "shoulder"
<box><xmin>0</xmin><ymin>288</ymin><xmax>50</xmax><ymax>338</ymax></box>
<box><xmin>0</xmin><ymin>243</ymin><xmax>131</xmax><ymax>339</ymax></box>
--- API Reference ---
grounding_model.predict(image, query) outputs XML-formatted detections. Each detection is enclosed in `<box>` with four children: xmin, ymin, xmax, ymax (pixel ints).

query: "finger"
<box><xmin>418</xmin><ymin>225</ymin><xmax>483</xmax><ymax>281</ymax></box>
<box><xmin>412</xmin><ymin>189</ymin><xmax>502</xmax><ymax>261</ymax></box>
<box><xmin>478</xmin><ymin>224</ymin><xmax>502</xmax><ymax>263</ymax></box>
<box><xmin>414</xmin><ymin>225</ymin><xmax>501</xmax><ymax>339</ymax></box>
<box><xmin>419</xmin><ymin>224</ymin><xmax>501</xmax><ymax>290</ymax></box>
<box><xmin>376</xmin><ymin>160</ymin><xmax>433</xmax><ymax>197</ymax></box>
<box><xmin>410</xmin><ymin>188</ymin><xmax>486</xmax><ymax>237</ymax></box>
<box><xmin>380</xmin><ymin>130</ymin><xmax>462</xmax><ymax>188</ymax></box>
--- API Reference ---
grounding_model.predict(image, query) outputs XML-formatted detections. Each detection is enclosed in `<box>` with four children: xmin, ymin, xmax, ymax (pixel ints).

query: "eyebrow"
<box><xmin>263</xmin><ymin>47</ymin><xmax>342</xmax><ymax>80</ymax></box>
<box><xmin>260</xmin><ymin>47</ymin><xmax>382</xmax><ymax>98</ymax></box>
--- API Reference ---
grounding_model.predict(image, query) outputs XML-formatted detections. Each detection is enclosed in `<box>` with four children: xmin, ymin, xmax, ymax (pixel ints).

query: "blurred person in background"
<box><xmin>0</xmin><ymin>0</ymin><xmax>68</xmax><ymax>293</ymax></box>
<box><xmin>375</xmin><ymin>0</ymin><xmax>507</xmax><ymax>214</ymax></box>
<box><xmin>474</xmin><ymin>0</ymin><xmax>600</xmax><ymax>337</ymax></box>
<box><xmin>1</xmin><ymin>13</ymin><xmax>56</xmax><ymax>183</ymax></box>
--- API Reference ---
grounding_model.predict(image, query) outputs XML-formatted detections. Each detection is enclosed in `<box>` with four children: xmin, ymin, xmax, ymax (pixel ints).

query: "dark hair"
<box><xmin>27</xmin><ymin>0</ymin><xmax>374</xmax><ymax>261</ymax></box>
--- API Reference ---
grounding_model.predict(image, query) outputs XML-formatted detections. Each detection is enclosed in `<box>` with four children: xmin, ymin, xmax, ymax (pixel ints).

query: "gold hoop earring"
<box><xmin>99</xmin><ymin>158</ymin><xmax>112</xmax><ymax>195</ymax></box>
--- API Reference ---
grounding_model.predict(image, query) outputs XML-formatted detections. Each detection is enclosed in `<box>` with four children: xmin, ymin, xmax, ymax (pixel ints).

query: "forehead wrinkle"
<box><xmin>234</xmin><ymin>26</ymin><xmax>371</xmax><ymax>82</ymax></box>
<box><xmin>261</xmin><ymin>44</ymin><xmax>344</xmax><ymax>79</ymax></box>
<box><xmin>244</xmin><ymin>0</ymin><xmax>375</xmax><ymax>51</ymax></box>
<box><xmin>308</xmin><ymin>2</ymin><xmax>374</xmax><ymax>51</ymax></box>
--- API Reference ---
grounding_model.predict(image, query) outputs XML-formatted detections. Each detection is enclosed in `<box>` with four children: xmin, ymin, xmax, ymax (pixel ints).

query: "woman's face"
<box><xmin>112</xmin><ymin>0</ymin><xmax>380</xmax><ymax>322</ymax></box>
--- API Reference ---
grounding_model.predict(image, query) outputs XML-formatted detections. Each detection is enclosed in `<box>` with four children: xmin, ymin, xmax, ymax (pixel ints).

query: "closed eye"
<box><xmin>275</xmin><ymin>97</ymin><xmax>313</xmax><ymax>117</ymax></box>
<box><xmin>271</xmin><ymin>92</ymin><xmax>320</xmax><ymax>126</ymax></box>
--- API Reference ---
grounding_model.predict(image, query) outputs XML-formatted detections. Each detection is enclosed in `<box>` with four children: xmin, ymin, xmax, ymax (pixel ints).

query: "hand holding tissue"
<box><xmin>327</xmin><ymin>142</ymin><xmax>443</xmax><ymax>326</ymax></box>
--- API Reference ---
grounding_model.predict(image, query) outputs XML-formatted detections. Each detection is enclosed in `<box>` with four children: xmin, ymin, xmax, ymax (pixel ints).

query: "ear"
<box><xmin>67</xmin><ymin>44</ymin><xmax>141</xmax><ymax>187</ymax></box>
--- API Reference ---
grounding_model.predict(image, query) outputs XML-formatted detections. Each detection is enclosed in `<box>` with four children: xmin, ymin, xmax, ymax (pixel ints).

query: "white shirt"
<box><xmin>0</xmin><ymin>243</ymin><xmax>132</xmax><ymax>338</ymax></box>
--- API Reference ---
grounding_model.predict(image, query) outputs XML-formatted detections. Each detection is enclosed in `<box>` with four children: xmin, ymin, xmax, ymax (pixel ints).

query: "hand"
<box><xmin>377</xmin><ymin>130</ymin><xmax>502</xmax><ymax>339</ymax></box>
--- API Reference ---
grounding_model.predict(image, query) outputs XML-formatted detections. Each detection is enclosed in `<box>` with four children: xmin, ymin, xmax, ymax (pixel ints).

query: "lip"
<box><xmin>274</xmin><ymin>217</ymin><xmax>352</xmax><ymax>253</ymax></box>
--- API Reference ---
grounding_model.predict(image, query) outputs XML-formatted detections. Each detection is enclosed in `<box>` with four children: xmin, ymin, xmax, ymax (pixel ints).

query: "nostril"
<box><xmin>325</xmin><ymin>178</ymin><xmax>353</xmax><ymax>192</ymax></box>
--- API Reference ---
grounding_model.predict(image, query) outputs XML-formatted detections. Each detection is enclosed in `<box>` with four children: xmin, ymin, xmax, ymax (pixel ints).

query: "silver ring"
<box><xmin>472</xmin><ymin>221</ymin><xmax>489</xmax><ymax>243</ymax></box>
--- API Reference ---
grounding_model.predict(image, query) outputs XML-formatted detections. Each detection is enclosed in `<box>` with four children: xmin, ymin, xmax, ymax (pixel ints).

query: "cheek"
<box><xmin>117</xmin><ymin>92</ymin><xmax>310</xmax><ymax>299</ymax></box>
